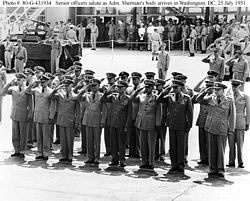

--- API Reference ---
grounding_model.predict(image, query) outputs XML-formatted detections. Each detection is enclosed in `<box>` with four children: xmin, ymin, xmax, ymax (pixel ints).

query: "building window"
<box><xmin>76</xmin><ymin>7</ymin><xmax>95</xmax><ymax>15</ymax></box>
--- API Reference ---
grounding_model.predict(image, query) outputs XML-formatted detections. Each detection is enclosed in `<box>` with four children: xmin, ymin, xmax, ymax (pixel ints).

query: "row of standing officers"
<box><xmin>0</xmin><ymin>63</ymin><xmax>249</xmax><ymax>176</ymax></box>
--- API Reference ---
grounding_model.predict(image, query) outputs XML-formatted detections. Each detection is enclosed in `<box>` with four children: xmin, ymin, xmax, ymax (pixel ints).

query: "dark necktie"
<box><xmin>134</xmin><ymin>85</ymin><xmax>137</xmax><ymax>91</ymax></box>
<box><xmin>218</xmin><ymin>98</ymin><xmax>221</xmax><ymax>104</ymax></box>
<box><xmin>92</xmin><ymin>93</ymin><xmax>95</xmax><ymax>100</ymax></box>
<box><xmin>19</xmin><ymin>86</ymin><xmax>22</xmax><ymax>92</ymax></box>
<box><xmin>66</xmin><ymin>93</ymin><xmax>69</xmax><ymax>99</ymax></box>
<box><xmin>42</xmin><ymin>88</ymin><xmax>45</xmax><ymax>93</ymax></box>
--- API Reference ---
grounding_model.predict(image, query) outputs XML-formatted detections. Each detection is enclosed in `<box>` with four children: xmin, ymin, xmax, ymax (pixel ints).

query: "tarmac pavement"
<box><xmin>0</xmin><ymin>48</ymin><xmax>249</xmax><ymax>201</ymax></box>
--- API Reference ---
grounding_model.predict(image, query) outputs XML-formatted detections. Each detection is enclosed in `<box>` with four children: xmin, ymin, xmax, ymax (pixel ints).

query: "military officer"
<box><xmin>226</xmin><ymin>50</ymin><xmax>249</xmax><ymax>91</ymax></box>
<box><xmin>156</xmin><ymin>43</ymin><xmax>170</xmax><ymax>80</ymax></box>
<box><xmin>151</xmin><ymin>28</ymin><xmax>162</xmax><ymax>61</ymax></box>
<box><xmin>66</xmin><ymin>25</ymin><xmax>78</xmax><ymax>43</ymax></box>
<box><xmin>126</xmin><ymin>72</ymin><xmax>142</xmax><ymax>158</ymax></box>
<box><xmin>50</xmin><ymin>79</ymin><xmax>81</xmax><ymax>163</ymax></box>
<box><xmin>127</xmin><ymin>23</ymin><xmax>135</xmax><ymax>50</ymax></box>
<box><xmin>195</xmin><ymin>21</ymin><xmax>202</xmax><ymax>52</ymax></box>
<box><xmin>202</xmin><ymin>47</ymin><xmax>225</xmax><ymax>82</ymax></box>
<box><xmin>13</xmin><ymin>39</ymin><xmax>27</xmax><ymax>73</ymax></box>
<box><xmin>77</xmin><ymin>24</ymin><xmax>86</xmax><ymax>50</ymax></box>
<box><xmin>195</xmin><ymin>82</ymin><xmax>236</xmax><ymax>177</ymax></box>
<box><xmin>201</xmin><ymin>22</ymin><xmax>208</xmax><ymax>54</ymax></box>
<box><xmin>79</xmin><ymin>79</ymin><xmax>103</xmax><ymax>165</ymax></box>
<box><xmin>72</xmin><ymin>65</ymin><xmax>82</xmax><ymax>88</ymax></box>
<box><xmin>227</xmin><ymin>79</ymin><xmax>250</xmax><ymax>168</ymax></box>
<box><xmin>193</xmin><ymin>70</ymin><xmax>218</xmax><ymax>93</ymax></box>
<box><xmin>34</xmin><ymin>66</ymin><xmax>45</xmax><ymax>80</ymax></box>
<box><xmin>118</xmin><ymin>71</ymin><xmax>129</xmax><ymax>83</ymax></box>
<box><xmin>3</xmin><ymin>36</ymin><xmax>13</xmax><ymax>72</ymax></box>
<box><xmin>102</xmin><ymin>72</ymin><xmax>117</xmax><ymax>156</ymax></box>
<box><xmin>23</xmin><ymin>68</ymin><xmax>36</xmax><ymax>148</ymax></box>
<box><xmin>193</xmin><ymin>80</ymin><xmax>214</xmax><ymax>165</ymax></box>
<box><xmin>103</xmin><ymin>80</ymin><xmax>132</xmax><ymax>167</ymax></box>
<box><xmin>0</xmin><ymin>61</ymin><xmax>7</xmax><ymax>122</ymax></box>
<box><xmin>189</xmin><ymin>25</ymin><xmax>197</xmax><ymax>57</ymax></box>
<box><xmin>130</xmin><ymin>79</ymin><xmax>158</xmax><ymax>170</ymax></box>
<box><xmin>145</xmin><ymin>72</ymin><xmax>155</xmax><ymax>80</ymax></box>
<box><xmin>1</xmin><ymin>73</ymin><xmax>28</xmax><ymax>158</ymax></box>
<box><xmin>155</xmin><ymin>79</ymin><xmax>167</xmax><ymax>161</ymax></box>
<box><xmin>87</xmin><ymin>19</ymin><xmax>99</xmax><ymax>50</ymax></box>
<box><xmin>157</xmin><ymin>80</ymin><xmax>193</xmax><ymax>173</ymax></box>
<box><xmin>50</xmin><ymin>33</ymin><xmax>62</xmax><ymax>74</ymax></box>
<box><xmin>26</xmin><ymin>75</ymin><xmax>53</xmax><ymax>160</ymax></box>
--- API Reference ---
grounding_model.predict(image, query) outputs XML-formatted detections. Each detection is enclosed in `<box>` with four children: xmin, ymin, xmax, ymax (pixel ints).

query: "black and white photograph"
<box><xmin>0</xmin><ymin>3</ymin><xmax>250</xmax><ymax>201</ymax></box>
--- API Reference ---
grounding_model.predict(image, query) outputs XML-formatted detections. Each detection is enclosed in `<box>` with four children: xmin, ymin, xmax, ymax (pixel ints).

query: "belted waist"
<box><xmin>15</xmin><ymin>56</ymin><xmax>24</xmax><ymax>60</ymax></box>
<box><xmin>5</xmin><ymin>50</ymin><xmax>11</xmax><ymax>52</ymax></box>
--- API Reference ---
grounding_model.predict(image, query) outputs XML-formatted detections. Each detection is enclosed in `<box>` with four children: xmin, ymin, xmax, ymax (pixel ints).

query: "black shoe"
<box><xmin>85</xmin><ymin>160</ymin><xmax>94</xmax><ymax>164</ymax></box>
<box><xmin>78</xmin><ymin>151</ymin><xmax>87</xmax><ymax>154</ymax></box>
<box><xmin>155</xmin><ymin>156</ymin><xmax>159</xmax><ymax>161</ymax></box>
<box><xmin>156</xmin><ymin>57</ymin><xmax>158</xmax><ymax>61</ymax></box>
<box><xmin>226</xmin><ymin>163</ymin><xmax>235</xmax><ymax>167</ymax></box>
<box><xmin>169</xmin><ymin>167</ymin><xmax>178</xmax><ymax>172</ymax></box>
<box><xmin>67</xmin><ymin>159</ymin><xmax>73</xmax><ymax>163</ymax></box>
<box><xmin>11</xmin><ymin>153</ymin><xmax>20</xmax><ymax>157</ymax></box>
<box><xmin>139</xmin><ymin>164</ymin><xmax>148</xmax><ymax>169</ymax></box>
<box><xmin>217</xmin><ymin>171</ymin><xmax>225</xmax><ymax>178</ymax></box>
<box><xmin>148</xmin><ymin>165</ymin><xmax>154</xmax><ymax>170</ymax></box>
<box><xmin>91</xmin><ymin>48</ymin><xmax>94</xmax><ymax>50</ymax></box>
<box><xmin>59</xmin><ymin>158</ymin><xmax>68</xmax><ymax>162</ymax></box>
<box><xmin>93</xmin><ymin>160</ymin><xmax>100</xmax><ymax>165</ymax></box>
<box><xmin>238</xmin><ymin>163</ymin><xmax>245</xmax><ymax>168</ymax></box>
<box><xmin>152</xmin><ymin>57</ymin><xmax>154</xmax><ymax>61</ymax></box>
<box><xmin>35</xmin><ymin>156</ymin><xmax>44</xmax><ymax>160</ymax></box>
<box><xmin>19</xmin><ymin>153</ymin><xmax>25</xmax><ymax>158</ymax></box>
<box><xmin>43</xmin><ymin>156</ymin><xmax>48</xmax><ymax>161</ymax></box>
<box><xmin>109</xmin><ymin>162</ymin><xmax>119</xmax><ymax>166</ymax></box>
<box><xmin>177</xmin><ymin>168</ymin><xmax>184</xmax><ymax>173</ymax></box>
<box><xmin>185</xmin><ymin>160</ymin><xmax>188</xmax><ymax>164</ymax></box>
<box><xmin>208</xmin><ymin>171</ymin><xmax>217</xmax><ymax>176</ymax></box>
<box><xmin>104</xmin><ymin>153</ymin><xmax>111</xmax><ymax>157</ymax></box>
<box><xmin>198</xmin><ymin>160</ymin><xmax>208</xmax><ymax>165</ymax></box>
<box><xmin>119</xmin><ymin>162</ymin><xmax>126</xmax><ymax>167</ymax></box>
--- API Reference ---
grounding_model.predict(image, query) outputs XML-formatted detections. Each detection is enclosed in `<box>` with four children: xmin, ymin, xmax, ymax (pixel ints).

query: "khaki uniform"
<box><xmin>14</xmin><ymin>46</ymin><xmax>27</xmax><ymax>73</ymax></box>
<box><xmin>200</xmin><ymin>94</ymin><xmax>236</xmax><ymax>173</ymax></box>
<box><xmin>202</xmin><ymin>56</ymin><xmax>225</xmax><ymax>82</ymax></box>
<box><xmin>55</xmin><ymin>91</ymin><xmax>80</xmax><ymax>160</ymax></box>
<box><xmin>189</xmin><ymin>29</ymin><xmax>197</xmax><ymax>55</ymax></box>
<box><xmin>58</xmin><ymin>25</ymin><xmax>65</xmax><ymax>40</ymax></box>
<box><xmin>134</xmin><ymin>93</ymin><xmax>157</xmax><ymax>166</ymax></box>
<box><xmin>4</xmin><ymin>41</ymin><xmax>13</xmax><ymax>70</ymax></box>
<box><xmin>201</xmin><ymin>27</ymin><xmax>207</xmax><ymax>52</ymax></box>
<box><xmin>82</xmin><ymin>91</ymin><xmax>103</xmax><ymax>161</ymax></box>
<box><xmin>66</xmin><ymin>29</ymin><xmax>78</xmax><ymax>42</ymax></box>
<box><xmin>32</xmin><ymin>86</ymin><xmax>53</xmax><ymax>157</ymax></box>
<box><xmin>158</xmin><ymin>92</ymin><xmax>193</xmax><ymax>171</ymax></box>
<box><xmin>50</xmin><ymin>39</ymin><xmax>62</xmax><ymax>74</ymax></box>
<box><xmin>78</xmin><ymin>27</ymin><xmax>86</xmax><ymax>49</ymax></box>
<box><xmin>88</xmin><ymin>24</ymin><xmax>98</xmax><ymax>49</ymax></box>
<box><xmin>228</xmin><ymin>92</ymin><xmax>250</xmax><ymax>165</ymax></box>
<box><xmin>0</xmin><ymin>68</ymin><xmax>6</xmax><ymax>122</ymax></box>
<box><xmin>151</xmin><ymin>32</ymin><xmax>161</xmax><ymax>56</ymax></box>
<box><xmin>2</xmin><ymin>85</ymin><xmax>29</xmax><ymax>154</ymax></box>
<box><xmin>157</xmin><ymin>50</ymin><xmax>170</xmax><ymax>80</ymax></box>
<box><xmin>226</xmin><ymin>58</ymin><xmax>249</xmax><ymax>91</ymax></box>
<box><xmin>167</xmin><ymin>25</ymin><xmax>175</xmax><ymax>50</ymax></box>
<box><xmin>103</xmin><ymin>93</ymin><xmax>131</xmax><ymax>163</ymax></box>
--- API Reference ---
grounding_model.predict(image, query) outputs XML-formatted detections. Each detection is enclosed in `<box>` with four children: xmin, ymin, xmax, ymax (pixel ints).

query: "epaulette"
<box><xmin>183</xmin><ymin>93</ymin><xmax>190</xmax><ymax>98</ymax></box>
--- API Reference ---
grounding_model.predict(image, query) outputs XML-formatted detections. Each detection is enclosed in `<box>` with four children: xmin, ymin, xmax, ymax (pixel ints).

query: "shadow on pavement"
<box><xmin>193</xmin><ymin>176</ymin><xmax>234</xmax><ymax>187</ymax></box>
<box><xmin>126</xmin><ymin>169</ymin><xmax>158</xmax><ymax>179</ymax></box>
<box><xmin>154</xmin><ymin>172</ymin><xmax>191</xmax><ymax>183</ymax></box>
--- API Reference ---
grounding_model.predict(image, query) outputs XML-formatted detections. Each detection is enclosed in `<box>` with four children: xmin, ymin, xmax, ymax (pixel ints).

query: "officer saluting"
<box><xmin>50</xmin><ymin>79</ymin><xmax>81</xmax><ymax>163</ymax></box>
<box><xmin>227</xmin><ymin>79</ymin><xmax>250</xmax><ymax>168</ymax></box>
<box><xmin>1</xmin><ymin>73</ymin><xmax>28</xmax><ymax>158</ymax></box>
<box><xmin>196</xmin><ymin>82</ymin><xmax>236</xmax><ymax>177</ymax></box>
<box><xmin>130</xmin><ymin>79</ymin><xmax>158</xmax><ymax>170</ymax></box>
<box><xmin>103</xmin><ymin>80</ymin><xmax>132</xmax><ymax>167</ymax></box>
<box><xmin>202</xmin><ymin>47</ymin><xmax>225</xmax><ymax>82</ymax></box>
<box><xmin>157</xmin><ymin>80</ymin><xmax>193</xmax><ymax>173</ymax></box>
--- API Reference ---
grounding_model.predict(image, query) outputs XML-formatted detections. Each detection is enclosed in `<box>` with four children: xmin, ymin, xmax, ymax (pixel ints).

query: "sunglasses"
<box><xmin>16</xmin><ymin>79</ymin><xmax>21</xmax><ymax>81</ymax></box>
<box><xmin>214</xmin><ymin>88</ymin><xmax>222</xmax><ymax>91</ymax></box>
<box><xmin>231</xmin><ymin>84</ymin><xmax>239</xmax><ymax>88</ymax></box>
